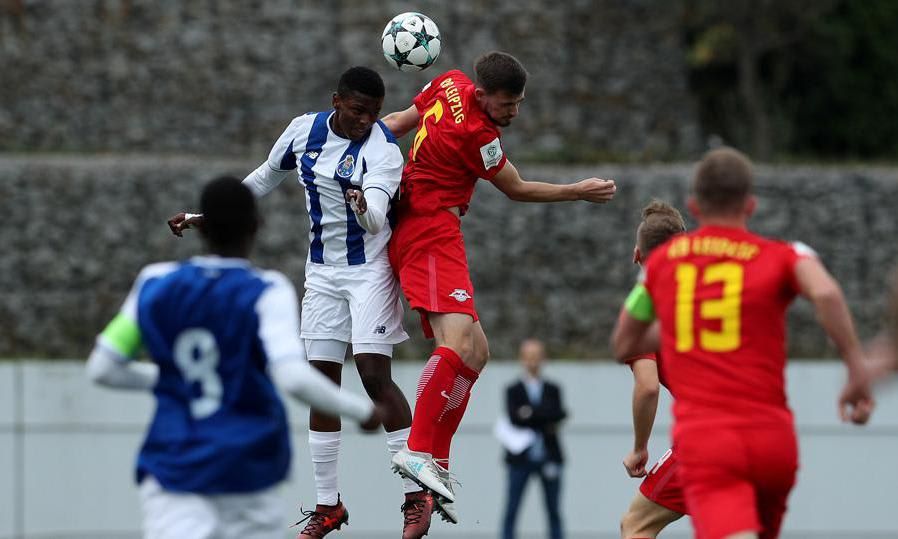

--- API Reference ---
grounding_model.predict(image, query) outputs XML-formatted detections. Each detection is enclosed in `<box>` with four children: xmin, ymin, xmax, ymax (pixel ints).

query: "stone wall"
<box><xmin>3</xmin><ymin>156</ymin><xmax>896</xmax><ymax>359</ymax></box>
<box><xmin>0</xmin><ymin>0</ymin><xmax>699</xmax><ymax>160</ymax></box>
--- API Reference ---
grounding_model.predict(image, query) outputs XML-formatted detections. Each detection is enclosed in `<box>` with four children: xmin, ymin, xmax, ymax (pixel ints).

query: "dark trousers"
<box><xmin>501</xmin><ymin>459</ymin><xmax>563</xmax><ymax>539</ymax></box>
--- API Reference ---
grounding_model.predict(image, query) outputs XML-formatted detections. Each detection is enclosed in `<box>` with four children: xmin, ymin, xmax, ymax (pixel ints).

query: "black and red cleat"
<box><xmin>293</xmin><ymin>496</ymin><xmax>349</xmax><ymax>538</ymax></box>
<box><xmin>401</xmin><ymin>490</ymin><xmax>435</xmax><ymax>539</ymax></box>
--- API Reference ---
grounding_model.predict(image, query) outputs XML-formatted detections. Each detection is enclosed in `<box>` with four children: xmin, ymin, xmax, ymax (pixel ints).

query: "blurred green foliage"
<box><xmin>684</xmin><ymin>0</ymin><xmax>898</xmax><ymax>161</ymax></box>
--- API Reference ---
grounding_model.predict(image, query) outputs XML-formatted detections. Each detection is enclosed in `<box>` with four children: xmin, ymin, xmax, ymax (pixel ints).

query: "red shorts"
<box><xmin>389</xmin><ymin>209</ymin><xmax>478</xmax><ymax>338</ymax></box>
<box><xmin>675</xmin><ymin>424</ymin><xmax>798</xmax><ymax>539</ymax></box>
<box><xmin>639</xmin><ymin>447</ymin><xmax>687</xmax><ymax>515</ymax></box>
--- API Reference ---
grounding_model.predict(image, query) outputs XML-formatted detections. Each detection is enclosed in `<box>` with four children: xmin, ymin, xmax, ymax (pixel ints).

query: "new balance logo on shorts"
<box><xmin>449</xmin><ymin>289</ymin><xmax>471</xmax><ymax>302</ymax></box>
<box><xmin>374</xmin><ymin>325</ymin><xmax>387</xmax><ymax>334</ymax></box>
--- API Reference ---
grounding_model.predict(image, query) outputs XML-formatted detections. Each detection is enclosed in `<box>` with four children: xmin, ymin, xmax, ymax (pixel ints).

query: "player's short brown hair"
<box><xmin>637</xmin><ymin>200</ymin><xmax>686</xmax><ymax>256</ymax></box>
<box><xmin>692</xmin><ymin>147</ymin><xmax>753</xmax><ymax>216</ymax></box>
<box><xmin>474</xmin><ymin>51</ymin><xmax>528</xmax><ymax>95</ymax></box>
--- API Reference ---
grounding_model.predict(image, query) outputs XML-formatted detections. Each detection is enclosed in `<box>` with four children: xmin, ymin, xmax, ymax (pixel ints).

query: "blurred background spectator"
<box><xmin>499</xmin><ymin>338</ymin><xmax>568</xmax><ymax>539</ymax></box>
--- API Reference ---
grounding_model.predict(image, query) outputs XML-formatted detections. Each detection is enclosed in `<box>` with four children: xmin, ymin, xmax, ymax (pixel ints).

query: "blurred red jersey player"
<box><xmin>616</xmin><ymin>200</ymin><xmax>689</xmax><ymax>539</ymax></box>
<box><xmin>382</xmin><ymin>51</ymin><xmax>616</xmax><ymax>537</ymax></box>
<box><xmin>613</xmin><ymin>148</ymin><xmax>874</xmax><ymax>539</ymax></box>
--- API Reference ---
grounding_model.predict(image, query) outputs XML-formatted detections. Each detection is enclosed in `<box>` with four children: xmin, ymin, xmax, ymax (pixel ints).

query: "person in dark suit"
<box><xmin>501</xmin><ymin>338</ymin><xmax>568</xmax><ymax>539</ymax></box>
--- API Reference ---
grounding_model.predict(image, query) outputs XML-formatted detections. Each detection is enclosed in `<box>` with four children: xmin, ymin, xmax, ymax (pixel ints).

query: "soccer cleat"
<box><xmin>391</xmin><ymin>447</ymin><xmax>455</xmax><ymax>501</ymax></box>
<box><xmin>292</xmin><ymin>496</ymin><xmax>349</xmax><ymax>538</ymax></box>
<box><xmin>401</xmin><ymin>490</ymin><xmax>434</xmax><ymax>539</ymax></box>
<box><xmin>432</xmin><ymin>460</ymin><xmax>460</xmax><ymax>524</ymax></box>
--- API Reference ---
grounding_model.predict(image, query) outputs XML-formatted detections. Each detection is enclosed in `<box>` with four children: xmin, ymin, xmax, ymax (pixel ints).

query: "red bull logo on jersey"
<box><xmin>449</xmin><ymin>289</ymin><xmax>471</xmax><ymax>302</ymax></box>
<box><xmin>336</xmin><ymin>154</ymin><xmax>355</xmax><ymax>178</ymax></box>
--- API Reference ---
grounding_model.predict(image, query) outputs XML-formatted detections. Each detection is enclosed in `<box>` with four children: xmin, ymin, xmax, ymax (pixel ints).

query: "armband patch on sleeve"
<box><xmin>100</xmin><ymin>314</ymin><xmax>143</xmax><ymax>360</ymax></box>
<box><xmin>479</xmin><ymin>137</ymin><xmax>504</xmax><ymax>169</ymax></box>
<box><xmin>624</xmin><ymin>283</ymin><xmax>656</xmax><ymax>322</ymax></box>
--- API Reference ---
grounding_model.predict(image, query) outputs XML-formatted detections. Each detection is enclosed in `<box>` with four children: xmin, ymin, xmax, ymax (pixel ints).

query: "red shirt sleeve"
<box><xmin>624</xmin><ymin>353</ymin><xmax>657</xmax><ymax>372</ymax></box>
<box><xmin>462</xmin><ymin>126</ymin><xmax>507</xmax><ymax>180</ymax></box>
<box><xmin>783</xmin><ymin>241</ymin><xmax>816</xmax><ymax>295</ymax></box>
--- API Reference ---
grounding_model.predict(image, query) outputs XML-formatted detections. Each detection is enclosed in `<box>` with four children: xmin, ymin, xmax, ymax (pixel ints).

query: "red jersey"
<box><xmin>642</xmin><ymin>225</ymin><xmax>810</xmax><ymax>431</ymax></box>
<box><xmin>398</xmin><ymin>70</ymin><xmax>508</xmax><ymax>215</ymax></box>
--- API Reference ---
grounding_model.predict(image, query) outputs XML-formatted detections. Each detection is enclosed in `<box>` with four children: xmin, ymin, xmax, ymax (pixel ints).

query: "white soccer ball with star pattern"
<box><xmin>381</xmin><ymin>12</ymin><xmax>441</xmax><ymax>72</ymax></box>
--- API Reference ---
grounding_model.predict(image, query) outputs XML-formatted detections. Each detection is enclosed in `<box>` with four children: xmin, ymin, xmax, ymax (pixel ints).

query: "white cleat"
<box><xmin>433</xmin><ymin>495</ymin><xmax>458</xmax><ymax>524</ymax></box>
<box><xmin>432</xmin><ymin>461</ymin><xmax>459</xmax><ymax>524</ymax></box>
<box><xmin>391</xmin><ymin>447</ymin><xmax>455</xmax><ymax>502</ymax></box>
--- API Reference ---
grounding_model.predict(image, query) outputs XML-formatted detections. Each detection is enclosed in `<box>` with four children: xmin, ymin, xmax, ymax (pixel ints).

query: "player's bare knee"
<box><xmin>468</xmin><ymin>343</ymin><xmax>489</xmax><ymax>371</ymax></box>
<box><xmin>468</xmin><ymin>323</ymin><xmax>490</xmax><ymax>371</ymax></box>
<box><xmin>453</xmin><ymin>339</ymin><xmax>475</xmax><ymax>364</ymax></box>
<box><xmin>620</xmin><ymin>508</ymin><xmax>653</xmax><ymax>539</ymax></box>
<box><xmin>620</xmin><ymin>510</ymin><xmax>635</xmax><ymax>538</ymax></box>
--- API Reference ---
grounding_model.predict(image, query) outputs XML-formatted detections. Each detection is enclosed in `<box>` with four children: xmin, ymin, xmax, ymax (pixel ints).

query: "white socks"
<box><xmin>308</xmin><ymin>430</ymin><xmax>341</xmax><ymax>506</ymax></box>
<box><xmin>310</xmin><ymin>427</ymin><xmax>421</xmax><ymax>504</ymax></box>
<box><xmin>386</xmin><ymin>427</ymin><xmax>423</xmax><ymax>494</ymax></box>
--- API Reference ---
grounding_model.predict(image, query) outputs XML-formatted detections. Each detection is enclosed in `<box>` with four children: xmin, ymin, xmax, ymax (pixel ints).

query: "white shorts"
<box><xmin>138</xmin><ymin>476</ymin><xmax>284</xmax><ymax>539</ymax></box>
<box><xmin>301</xmin><ymin>255</ymin><xmax>408</xmax><ymax>360</ymax></box>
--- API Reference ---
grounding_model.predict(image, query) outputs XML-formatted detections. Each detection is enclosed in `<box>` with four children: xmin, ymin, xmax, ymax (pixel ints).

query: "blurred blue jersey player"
<box><xmin>87</xmin><ymin>177</ymin><xmax>381</xmax><ymax>539</ymax></box>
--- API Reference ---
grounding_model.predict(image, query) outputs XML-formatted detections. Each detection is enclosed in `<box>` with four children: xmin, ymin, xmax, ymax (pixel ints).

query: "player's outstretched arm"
<box><xmin>794</xmin><ymin>256</ymin><xmax>875</xmax><ymax>424</ymax></box>
<box><xmin>167</xmin><ymin>212</ymin><xmax>204</xmax><ymax>237</ymax></box>
<box><xmin>490</xmin><ymin>160</ymin><xmax>616</xmax><ymax>203</ymax></box>
<box><xmin>87</xmin><ymin>344</ymin><xmax>159</xmax><ymax>390</ymax></box>
<box><xmin>624</xmin><ymin>358</ymin><xmax>660</xmax><ymax>478</ymax></box>
<box><xmin>381</xmin><ymin>104</ymin><xmax>419</xmax><ymax>138</ymax></box>
<box><xmin>242</xmin><ymin>161</ymin><xmax>292</xmax><ymax>198</ymax></box>
<box><xmin>868</xmin><ymin>269</ymin><xmax>898</xmax><ymax>380</ymax></box>
<box><xmin>867</xmin><ymin>333</ymin><xmax>898</xmax><ymax>381</ymax></box>
<box><xmin>271</xmin><ymin>360</ymin><xmax>382</xmax><ymax>431</ymax></box>
<box><xmin>87</xmin><ymin>269</ymin><xmax>164</xmax><ymax>390</ymax></box>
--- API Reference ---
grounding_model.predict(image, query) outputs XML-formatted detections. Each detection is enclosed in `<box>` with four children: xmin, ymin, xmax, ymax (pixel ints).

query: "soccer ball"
<box><xmin>381</xmin><ymin>12</ymin><xmax>441</xmax><ymax>72</ymax></box>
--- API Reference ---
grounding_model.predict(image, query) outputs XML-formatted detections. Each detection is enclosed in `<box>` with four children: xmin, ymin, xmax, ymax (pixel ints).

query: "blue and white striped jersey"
<box><xmin>245</xmin><ymin>111</ymin><xmax>403</xmax><ymax>266</ymax></box>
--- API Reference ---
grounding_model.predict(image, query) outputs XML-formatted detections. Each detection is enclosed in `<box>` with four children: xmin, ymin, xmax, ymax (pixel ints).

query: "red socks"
<box><xmin>406</xmin><ymin>346</ymin><xmax>479</xmax><ymax>465</ymax></box>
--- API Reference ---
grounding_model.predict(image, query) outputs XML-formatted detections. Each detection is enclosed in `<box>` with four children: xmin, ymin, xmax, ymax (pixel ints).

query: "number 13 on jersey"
<box><xmin>674</xmin><ymin>262</ymin><xmax>744</xmax><ymax>353</ymax></box>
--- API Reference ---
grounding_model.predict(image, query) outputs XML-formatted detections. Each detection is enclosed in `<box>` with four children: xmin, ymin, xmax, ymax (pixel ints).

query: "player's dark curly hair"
<box><xmin>637</xmin><ymin>200</ymin><xmax>686</xmax><ymax>256</ymax></box>
<box><xmin>337</xmin><ymin>66</ymin><xmax>385</xmax><ymax>99</ymax></box>
<box><xmin>474</xmin><ymin>51</ymin><xmax>528</xmax><ymax>95</ymax></box>
<box><xmin>200</xmin><ymin>176</ymin><xmax>258</xmax><ymax>247</ymax></box>
<box><xmin>693</xmin><ymin>147</ymin><xmax>753</xmax><ymax>216</ymax></box>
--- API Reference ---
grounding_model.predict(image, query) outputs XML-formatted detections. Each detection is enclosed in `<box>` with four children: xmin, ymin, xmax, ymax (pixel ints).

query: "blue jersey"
<box><xmin>98</xmin><ymin>257</ymin><xmax>305</xmax><ymax>494</ymax></box>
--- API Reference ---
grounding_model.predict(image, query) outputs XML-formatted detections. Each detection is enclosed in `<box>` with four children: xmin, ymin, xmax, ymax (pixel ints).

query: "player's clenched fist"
<box><xmin>167</xmin><ymin>212</ymin><xmax>204</xmax><ymax>237</ymax></box>
<box><xmin>575</xmin><ymin>178</ymin><xmax>616</xmax><ymax>203</ymax></box>
<box><xmin>359</xmin><ymin>403</ymin><xmax>387</xmax><ymax>433</ymax></box>
<box><xmin>838</xmin><ymin>371</ymin><xmax>875</xmax><ymax>425</ymax></box>
<box><xmin>623</xmin><ymin>448</ymin><xmax>649</xmax><ymax>478</ymax></box>
<box><xmin>345</xmin><ymin>188</ymin><xmax>367</xmax><ymax>215</ymax></box>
